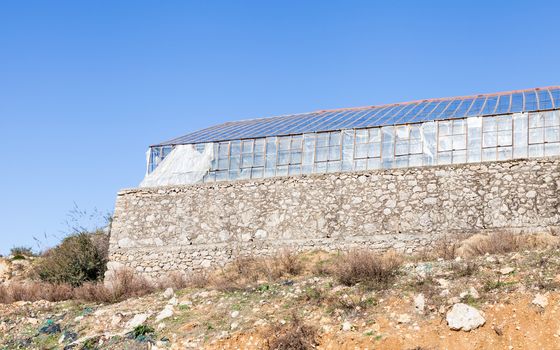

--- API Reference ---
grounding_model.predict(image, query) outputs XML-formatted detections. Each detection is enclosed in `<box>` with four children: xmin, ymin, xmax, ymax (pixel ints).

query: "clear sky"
<box><xmin>0</xmin><ymin>0</ymin><xmax>558</xmax><ymax>254</ymax></box>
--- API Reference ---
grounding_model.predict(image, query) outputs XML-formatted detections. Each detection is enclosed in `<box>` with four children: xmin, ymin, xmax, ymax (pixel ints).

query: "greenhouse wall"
<box><xmin>146</xmin><ymin>111</ymin><xmax>560</xmax><ymax>186</ymax></box>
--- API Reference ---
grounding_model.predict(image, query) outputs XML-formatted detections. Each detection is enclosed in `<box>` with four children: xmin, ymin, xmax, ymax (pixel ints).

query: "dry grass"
<box><xmin>0</xmin><ymin>282</ymin><xmax>74</xmax><ymax>303</ymax></box>
<box><xmin>212</xmin><ymin>249</ymin><xmax>303</xmax><ymax>291</ymax></box>
<box><xmin>0</xmin><ymin>268</ymin><xmax>196</xmax><ymax>304</ymax></box>
<box><xmin>266</xmin><ymin>313</ymin><xmax>318</xmax><ymax>350</ymax></box>
<box><xmin>332</xmin><ymin>250</ymin><xmax>402</xmax><ymax>289</ymax></box>
<box><xmin>459</xmin><ymin>231</ymin><xmax>560</xmax><ymax>258</ymax></box>
<box><xmin>416</xmin><ymin>231</ymin><xmax>560</xmax><ymax>261</ymax></box>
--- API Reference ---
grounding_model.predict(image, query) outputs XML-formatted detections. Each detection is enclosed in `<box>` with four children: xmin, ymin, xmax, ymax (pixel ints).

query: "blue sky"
<box><xmin>0</xmin><ymin>1</ymin><xmax>558</xmax><ymax>254</ymax></box>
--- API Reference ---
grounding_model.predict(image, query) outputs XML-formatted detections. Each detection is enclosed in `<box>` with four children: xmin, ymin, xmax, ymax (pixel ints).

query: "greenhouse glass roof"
<box><xmin>156</xmin><ymin>86</ymin><xmax>560</xmax><ymax>146</ymax></box>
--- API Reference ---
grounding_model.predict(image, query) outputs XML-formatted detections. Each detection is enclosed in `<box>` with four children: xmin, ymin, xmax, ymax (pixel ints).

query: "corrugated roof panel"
<box><xmin>465</xmin><ymin>96</ymin><xmax>486</xmax><ymax>117</ymax></box>
<box><xmin>154</xmin><ymin>87</ymin><xmax>560</xmax><ymax>146</ymax></box>
<box><xmin>537</xmin><ymin>89</ymin><xmax>553</xmax><ymax>110</ymax></box>
<box><xmin>524</xmin><ymin>90</ymin><xmax>538</xmax><ymax>111</ymax></box>
<box><xmin>550</xmin><ymin>88</ymin><xmax>560</xmax><ymax>109</ymax></box>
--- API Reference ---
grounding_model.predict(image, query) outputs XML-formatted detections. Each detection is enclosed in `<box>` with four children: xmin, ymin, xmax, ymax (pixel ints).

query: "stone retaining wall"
<box><xmin>108</xmin><ymin>158</ymin><xmax>560</xmax><ymax>279</ymax></box>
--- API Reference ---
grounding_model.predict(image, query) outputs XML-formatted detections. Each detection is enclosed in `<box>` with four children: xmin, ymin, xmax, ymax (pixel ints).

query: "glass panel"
<box><xmin>529</xmin><ymin>128</ymin><xmax>544</xmax><ymax>144</ymax></box>
<box><xmin>496</xmin><ymin>115</ymin><xmax>512</xmax><ymax>130</ymax></box>
<box><xmin>251</xmin><ymin>168</ymin><xmax>264</xmax><ymax>179</ymax></box>
<box><xmin>254</xmin><ymin>154</ymin><xmax>265</xmax><ymax>167</ymax></box>
<box><xmin>289</xmin><ymin>165</ymin><xmax>301</xmax><ymax>175</ymax></box>
<box><xmin>395</xmin><ymin>141</ymin><xmax>409</xmax><ymax>155</ymax></box>
<box><xmin>409</xmin><ymin>154</ymin><xmax>422</xmax><ymax>167</ymax></box>
<box><xmin>497</xmin><ymin>130</ymin><xmax>512</xmax><ymax>146</ymax></box>
<box><xmin>241</xmin><ymin>154</ymin><xmax>253</xmax><ymax>167</ymax></box>
<box><xmin>452</xmin><ymin>134</ymin><xmax>466</xmax><ymax>150</ymax></box>
<box><xmin>218</xmin><ymin>158</ymin><xmax>229</xmax><ymax>170</ymax></box>
<box><xmin>544</xmin><ymin>111</ymin><xmax>560</xmax><ymax>126</ymax></box>
<box><xmin>254</xmin><ymin>139</ymin><xmax>265</xmax><ymax>153</ymax></box>
<box><xmin>537</xmin><ymin>90</ymin><xmax>553</xmax><ymax>110</ymax></box>
<box><xmin>529</xmin><ymin>113</ymin><xmax>543</xmax><ymax>128</ymax></box>
<box><xmin>329</xmin><ymin>145</ymin><xmax>341</xmax><ymax>160</ymax></box>
<box><xmin>216</xmin><ymin>170</ymin><xmax>228</xmax><ymax>181</ymax></box>
<box><xmin>369</xmin><ymin>128</ymin><xmax>382</xmax><ymax>142</ymax></box>
<box><xmin>467</xmin><ymin>148</ymin><xmax>481</xmax><ymax>163</ymax></box>
<box><xmin>354</xmin><ymin>159</ymin><xmax>367</xmax><ymax>171</ymax></box>
<box><xmin>483</xmin><ymin>117</ymin><xmax>497</xmax><ymax>131</ymax></box>
<box><xmin>438</xmin><ymin>151</ymin><xmax>451</xmax><ymax>165</ymax></box>
<box><xmin>204</xmin><ymin>171</ymin><xmax>216</xmax><ymax>183</ymax></box>
<box><xmin>303</xmin><ymin>134</ymin><xmax>315</xmax><ymax>165</ymax></box>
<box><xmin>329</xmin><ymin>132</ymin><xmax>341</xmax><ymax>146</ymax></box>
<box><xmin>291</xmin><ymin>150</ymin><xmax>302</xmax><ymax>164</ymax></box>
<box><xmin>218</xmin><ymin>142</ymin><xmax>229</xmax><ymax>156</ymax></box>
<box><xmin>453</xmin><ymin>150</ymin><xmax>467</xmax><ymax>164</ymax></box>
<box><xmin>276</xmin><ymin>165</ymin><xmax>289</xmax><ymax>176</ymax></box>
<box><xmin>367</xmin><ymin>158</ymin><xmax>381</xmax><ymax>169</ymax></box>
<box><xmin>545</xmin><ymin>127</ymin><xmax>560</xmax><ymax>143</ymax></box>
<box><xmin>265</xmin><ymin>168</ymin><xmax>276</xmax><ymax>177</ymax></box>
<box><xmin>439</xmin><ymin>135</ymin><xmax>452</xmax><ymax>151</ymax></box>
<box><xmin>453</xmin><ymin>119</ymin><xmax>466</xmax><ymax>134</ymax></box>
<box><xmin>316</xmin><ymin>147</ymin><xmax>328</xmax><ymax>162</ymax></box>
<box><xmin>409</xmin><ymin>140</ymin><xmax>423</xmax><ymax>154</ymax></box>
<box><xmin>355</xmin><ymin>129</ymin><xmax>368</xmax><ymax>143</ymax></box>
<box><xmin>482</xmin><ymin>148</ymin><xmax>496</xmax><ymax>161</ymax></box>
<box><xmin>545</xmin><ymin>143</ymin><xmax>560</xmax><ymax>157</ymax></box>
<box><xmin>381</xmin><ymin>126</ymin><xmax>394</xmax><ymax>160</ymax></box>
<box><xmin>327</xmin><ymin>161</ymin><xmax>341</xmax><ymax>173</ymax></box>
<box><xmin>242</xmin><ymin>140</ymin><xmax>253</xmax><ymax>153</ymax></box>
<box><xmin>239</xmin><ymin>168</ymin><xmax>251</xmax><ymax>180</ymax></box>
<box><xmin>302</xmin><ymin>165</ymin><xmax>313</xmax><ymax>174</ymax></box>
<box><xmin>497</xmin><ymin>147</ymin><xmax>512</xmax><ymax>160</ymax></box>
<box><xmin>439</xmin><ymin>121</ymin><xmax>452</xmax><ymax>136</ymax></box>
<box><xmin>422</xmin><ymin>121</ymin><xmax>437</xmax><ymax>165</ymax></box>
<box><xmin>230</xmin><ymin>156</ymin><xmax>240</xmax><ymax>169</ymax></box>
<box><xmin>279</xmin><ymin>137</ymin><xmax>291</xmax><ymax>150</ymax></box>
<box><xmin>355</xmin><ymin>143</ymin><xmax>368</xmax><ymax>159</ymax></box>
<box><xmin>395</xmin><ymin>156</ymin><xmax>408</xmax><ymax>168</ymax></box>
<box><xmin>528</xmin><ymin>144</ymin><xmax>544</xmax><ymax>157</ymax></box>
<box><xmin>483</xmin><ymin>131</ymin><xmax>497</xmax><ymax>148</ymax></box>
<box><xmin>278</xmin><ymin>150</ymin><xmax>290</xmax><ymax>165</ymax></box>
<box><xmin>316</xmin><ymin>133</ymin><xmax>329</xmax><ymax>147</ymax></box>
<box><xmin>369</xmin><ymin>142</ymin><xmax>381</xmax><ymax>157</ymax></box>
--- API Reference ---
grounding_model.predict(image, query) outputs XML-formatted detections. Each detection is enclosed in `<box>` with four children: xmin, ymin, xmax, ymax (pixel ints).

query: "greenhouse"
<box><xmin>141</xmin><ymin>86</ymin><xmax>560</xmax><ymax>187</ymax></box>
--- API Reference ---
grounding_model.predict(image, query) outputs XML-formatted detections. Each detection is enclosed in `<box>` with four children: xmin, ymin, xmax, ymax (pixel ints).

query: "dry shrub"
<box><xmin>267</xmin><ymin>313</ymin><xmax>318</xmax><ymax>350</ymax></box>
<box><xmin>416</xmin><ymin>233</ymin><xmax>472</xmax><ymax>261</ymax></box>
<box><xmin>269</xmin><ymin>249</ymin><xmax>304</xmax><ymax>279</ymax></box>
<box><xmin>73</xmin><ymin>269</ymin><xmax>155</xmax><ymax>303</ymax></box>
<box><xmin>186</xmin><ymin>271</ymin><xmax>210</xmax><ymax>289</ymax></box>
<box><xmin>333</xmin><ymin>250</ymin><xmax>402</xmax><ymax>289</ymax></box>
<box><xmin>212</xmin><ymin>250</ymin><xmax>303</xmax><ymax>291</ymax></box>
<box><xmin>0</xmin><ymin>269</ymin><xmax>153</xmax><ymax>304</ymax></box>
<box><xmin>0</xmin><ymin>282</ymin><xmax>73</xmax><ymax>303</ymax></box>
<box><xmin>460</xmin><ymin>231</ymin><xmax>560</xmax><ymax>257</ymax></box>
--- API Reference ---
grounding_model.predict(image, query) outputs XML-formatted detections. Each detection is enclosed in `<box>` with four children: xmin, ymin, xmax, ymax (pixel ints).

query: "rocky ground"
<box><xmin>2</xmin><ymin>247</ymin><xmax>560</xmax><ymax>349</ymax></box>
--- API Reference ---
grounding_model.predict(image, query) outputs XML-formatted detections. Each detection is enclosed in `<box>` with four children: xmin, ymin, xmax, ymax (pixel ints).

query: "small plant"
<box><xmin>460</xmin><ymin>294</ymin><xmax>479</xmax><ymax>307</ymax></box>
<box><xmin>451</xmin><ymin>261</ymin><xmax>479</xmax><ymax>277</ymax></box>
<box><xmin>332</xmin><ymin>250</ymin><xmax>402</xmax><ymax>290</ymax></box>
<box><xmin>483</xmin><ymin>278</ymin><xmax>515</xmax><ymax>292</ymax></box>
<box><xmin>10</xmin><ymin>246</ymin><xmax>34</xmax><ymax>258</ymax></box>
<box><xmin>267</xmin><ymin>313</ymin><xmax>318</xmax><ymax>350</ymax></box>
<box><xmin>132</xmin><ymin>324</ymin><xmax>154</xmax><ymax>338</ymax></box>
<box><xmin>81</xmin><ymin>337</ymin><xmax>100</xmax><ymax>350</ymax></box>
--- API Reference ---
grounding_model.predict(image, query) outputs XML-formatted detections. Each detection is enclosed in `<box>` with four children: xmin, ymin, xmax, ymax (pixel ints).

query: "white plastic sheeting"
<box><xmin>140</xmin><ymin>144</ymin><xmax>214</xmax><ymax>187</ymax></box>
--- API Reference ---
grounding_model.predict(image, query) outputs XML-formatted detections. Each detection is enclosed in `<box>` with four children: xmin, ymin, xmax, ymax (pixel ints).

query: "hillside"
<box><xmin>1</xmin><ymin>232</ymin><xmax>560</xmax><ymax>349</ymax></box>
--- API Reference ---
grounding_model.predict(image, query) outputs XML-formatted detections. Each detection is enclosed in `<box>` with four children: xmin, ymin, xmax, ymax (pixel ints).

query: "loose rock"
<box><xmin>532</xmin><ymin>294</ymin><xmax>549</xmax><ymax>308</ymax></box>
<box><xmin>446</xmin><ymin>303</ymin><xmax>485</xmax><ymax>331</ymax></box>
